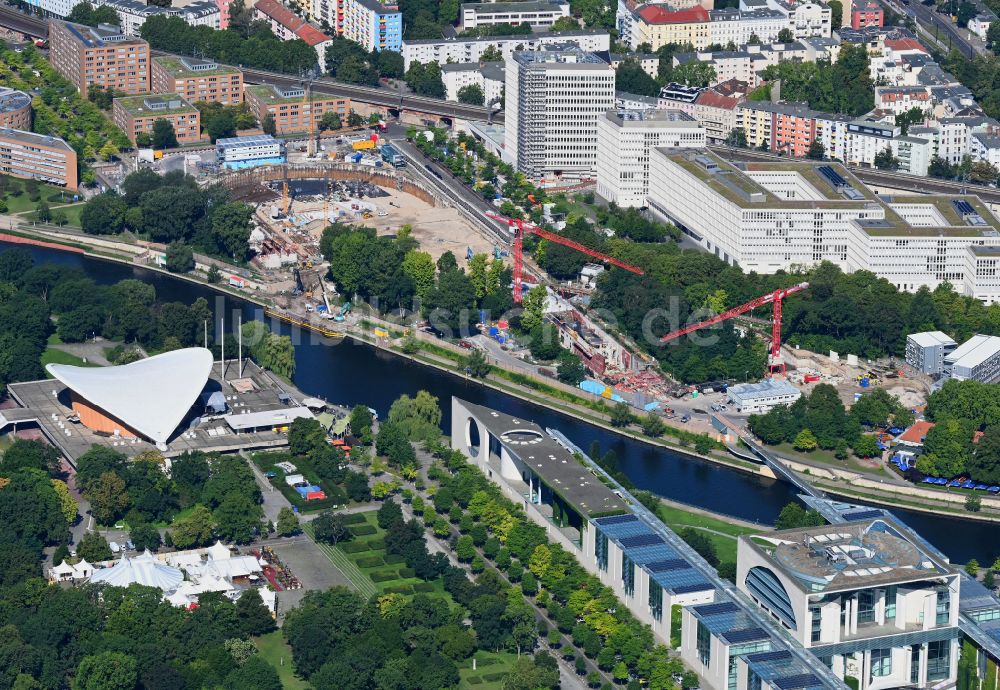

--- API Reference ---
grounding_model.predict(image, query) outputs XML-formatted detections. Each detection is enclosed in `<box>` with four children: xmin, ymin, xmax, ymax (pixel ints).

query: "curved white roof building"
<box><xmin>46</xmin><ymin>347</ymin><xmax>213</xmax><ymax>448</ymax></box>
<box><xmin>89</xmin><ymin>550</ymin><xmax>184</xmax><ymax>590</ymax></box>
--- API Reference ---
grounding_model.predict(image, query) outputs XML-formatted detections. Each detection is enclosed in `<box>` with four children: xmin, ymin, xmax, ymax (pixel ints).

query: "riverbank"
<box><xmin>6</xmin><ymin>227</ymin><xmax>1000</xmax><ymax>532</ymax></box>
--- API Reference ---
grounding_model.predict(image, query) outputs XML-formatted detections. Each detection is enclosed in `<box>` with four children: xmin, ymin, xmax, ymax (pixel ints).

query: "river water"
<box><xmin>11</xmin><ymin>243</ymin><xmax>999</xmax><ymax>564</ymax></box>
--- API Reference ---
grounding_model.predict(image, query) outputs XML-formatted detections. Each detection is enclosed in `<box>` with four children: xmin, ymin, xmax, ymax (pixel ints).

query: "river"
<box><xmin>10</xmin><ymin>243</ymin><xmax>999</xmax><ymax>564</ymax></box>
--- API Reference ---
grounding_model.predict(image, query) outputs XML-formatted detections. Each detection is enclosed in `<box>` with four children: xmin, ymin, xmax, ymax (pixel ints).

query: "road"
<box><xmin>899</xmin><ymin>0</ymin><xmax>980</xmax><ymax>58</ymax></box>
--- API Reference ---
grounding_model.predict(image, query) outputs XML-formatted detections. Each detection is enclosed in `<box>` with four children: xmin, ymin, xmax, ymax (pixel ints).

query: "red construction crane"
<box><xmin>486</xmin><ymin>212</ymin><xmax>644</xmax><ymax>302</ymax></box>
<box><xmin>659</xmin><ymin>282</ymin><xmax>809</xmax><ymax>375</ymax></box>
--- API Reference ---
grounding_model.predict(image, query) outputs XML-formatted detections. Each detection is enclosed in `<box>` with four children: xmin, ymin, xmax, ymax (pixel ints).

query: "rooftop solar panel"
<box><xmin>695</xmin><ymin>601</ymin><xmax>739</xmax><ymax>616</ymax></box>
<box><xmin>954</xmin><ymin>199</ymin><xmax>976</xmax><ymax>215</ymax></box>
<box><xmin>620</xmin><ymin>533</ymin><xmax>666</xmax><ymax>549</ymax></box>
<box><xmin>746</xmin><ymin>650</ymin><xmax>792</xmax><ymax>663</ymax></box>
<box><xmin>648</xmin><ymin>558</ymin><xmax>692</xmax><ymax>573</ymax></box>
<box><xmin>818</xmin><ymin>165</ymin><xmax>846</xmax><ymax>187</ymax></box>
<box><xmin>842</xmin><ymin>509</ymin><xmax>883</xmax><ymax>521</ymax></box>
<box><xmin>595</xmin><ymin>514</ymin><xmax>639</xmax><ymax>526</ymax></box>
<box><xmin>673</xmin><ymin>582</ymin><xmax>715</xmax><ymax>594</ymax></box>
<box><xmin>773</xmin><ymin>674</ymin><xmax>821</xmax><ymax>690</ymax></box>
<box><xmin>722</xmin><ymin>627</ymin><xmax>769</xmax><ymax>644</ymax></box>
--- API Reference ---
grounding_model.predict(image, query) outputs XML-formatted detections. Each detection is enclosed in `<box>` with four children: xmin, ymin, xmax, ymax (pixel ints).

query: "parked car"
<box><xmin>125</xmin><ymin>540</ymin><xmax>135</xmax><ymax>551</ymax></box>
<box><xmin>109</xmin><ymin>541</ymin><xmax>121</xmax><ymax>553</ymax></box>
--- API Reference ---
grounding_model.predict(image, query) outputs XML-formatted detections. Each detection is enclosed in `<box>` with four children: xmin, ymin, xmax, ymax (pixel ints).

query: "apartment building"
<box><xmin>401</xmin><ymin>30</ymin><xmax>609</xmax><ymax>70</ymax></box>
<box><xmin>0</xmin><ymin>88</ymin><xmax>32</xmax><ymax>130</ymax></box>
<box><xmin>503</xmin><ymin>46</ymin><xmax>614</xmax><ymax>180</ymax></box>
<box><xmin>150</xmin><ymin>56</ymin><xmax>243</xmax><ymax>106</ymax></box>
<box><xmin>253</xmin><ymin>0</ymin><xmax>333</xmax><ymax>66</ymax></box>
<box><xmin>460</xmin><ymin>0</ymin><xmax>569</xmax><ymax>30</ymax></box>
<box><xmin>48</xmin><ymin>19</ymin><xmax>150</xmax><ymax>98</ymax></box>
<box><xmin>596</xmin><ymin>109</ymin><xmax>706</xmax><ymax>208</ymax></box>
<box><xmin>112</xmin><ymin>94</ymin><xmax>201</xmax><ymax>145</ymax></box>
<box><xmin>648</xmin><ymin>149</ymin><xmax>1000</xmax><ymax>301</ymax></box>
<box><xmin>874</xmin><ymin>86</ymin><xmax>932</xmax><ymax>116</ymax></box>
<box><xmin>659</xmin><ymin>80</ymin><xmax>748</xmax><ymax>143</ymax></box>
<box><xmin>0</xmin><ymin>128</ymin><xmax>78</xmax><ymax>190</ymax></box>
<box><xmin>851</xmin><ymin>0</ymin><xmax>883</xmax><ymax>28</ymax></box>
<box><xmin>441</xmin><ymin>62</ymin><xmax>504</xmax><ymax>104</ymax></box>
<box><xmin>735</xmin><ymin>520</ymin><xmax>960</xmax><ymax>690</ymax></box>
<box><xmin>312</xmin><ymin>0</ymin><xmax>401</xmax><ymax>51</ymax></box>
<box><xmin>944</xmin><ymin>334</ymin><xmax>1000</xmax><ymax>382</ymax></box>
<box><xmin>244</xmin><ymin>84</ymin><xmax>349</xmax><ymax>135</ymax></box>
<box><xmin>90</xmin><ymin>0</ymin><xmax>220</xmax><ymax>35</ymax></box>
<box><xmin>708</xmin><ymin>8</ymin><xmax>787</xmax><ymax>47</ymax></box>
<box><xmin>215</xmin><ymin>134</ymin><xmax>286</xmax><ymax>170</ymax></box>
<box><xmin>629</xmin><ymin>5</ymin><xmax>711</xmax><ymax>50</ymax></box>
<box><xmin>608</xmin><ymin>52</ymin><xmax>659</xmax><ymax>79</ymax></box>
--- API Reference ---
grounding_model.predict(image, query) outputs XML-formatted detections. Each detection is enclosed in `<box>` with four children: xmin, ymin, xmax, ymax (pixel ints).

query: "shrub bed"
<box><xmin>350</xmin><ymin>524</ymin><xmax>377</xmax><ymax>536</ymax></box>
<box><xmin>384</xmin><ymin>554</ymin><xmax>405</xmax><ymax>565</ymax></box>
<box><xmin>365</xmin><ymin>538</ymin><xmax>385</xmax><ymax>550</ymax></box>
<box><xmin>483</xmin><ymin>673</ymin><xmax>506</xmax><ymax>682</ymax></box>
<box><xmin>412</xmin><ymin>582</ymin><xmax>435</xmax><ymax>592</ymax></box>
<box><xmin>383</xmin><ymin>585</ymin><xmax>413</xmax><ymax>594</ymax></box>
<box><xmin>370</xmin><ymin>571</ymin><xmax>398</xmax><ymax>582</ymax></box>
<box><xmin>343</xmin><ymin>513</ymin><xmax>367</xmax><ymax>525</ymax></box>
<box><xmin>398</xmin><ymin>567</ymin><xmax>416</xmax><ymax>578</ymax></box>
<box><xmin>356</xmin><ymin>556</ymin><xmax>385</xmax><ymax>568</ymax></box>
<box><xmin>341</xmin><ymin>541</ymin><xmax>369</xmax><ymax>553</ymax></box>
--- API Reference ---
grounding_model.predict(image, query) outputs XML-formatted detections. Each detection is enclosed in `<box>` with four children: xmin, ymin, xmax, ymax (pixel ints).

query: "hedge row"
<box><xmin>341</xmin><ymin>541</ymin><xmax>369</xmax><ymax>553</ymax></box>
<box><xmin>343</xmin><ymin>513</ymin><xmax>367</xmax><ymax>525</ymax></box>
<box><xmin>350</xmin><ymin>524</ymin><xmax>377</xmax><ymax>536</ymax></box>
<box><xmin>371</xmin><ymin>571</ymin><xmax>398</xmax><ymax>582</ymax></box>
<box><xmin>356</xmin><ymin>556</ymin><xmax>385</xmax><ymax>568</ymax></box>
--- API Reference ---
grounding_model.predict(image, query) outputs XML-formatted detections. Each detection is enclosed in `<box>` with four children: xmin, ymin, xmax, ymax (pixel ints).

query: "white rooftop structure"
<box><xmin>908</xmin><ymin>330</ymin><xmax>956</xmax><ymax>348</ymax></box>
<box><xmin>945</xmin><ymin>334</ymin><xmax>1000</xmax><ymax>382</ymax></box>
<box><xmin>727</xmin><ymin>378</ymin><xmax>801</xmax><ymax>413</ymax></box>
<box><xmin>46</xmin><ymin>347</ymin><xmax>214</xmax><ymax>449</ymax></box>
<box><xmin>223</xmin><ymin>406</ymin><xmax>314</xmax><ymax>431</ymax></box>
<box><xmin>89</xmin><ymin>550</ymin><xmax>185</xmax><ymax>590</ymax></box>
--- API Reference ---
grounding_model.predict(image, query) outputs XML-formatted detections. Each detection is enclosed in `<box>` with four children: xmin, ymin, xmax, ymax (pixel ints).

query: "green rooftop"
<box><xmin>114</xmin><ymin>94</ymin><xmax>198</xmax><ymax>117</ymax></box>
<box><xmin>154</xmin><ymin>55</ymin><xmax>241</xmax><ymax>79</ymax></box>
<box><xmin>245</xmin><ymin>84</ymin><xmax>318</xmax><ymax>105</ymax></box>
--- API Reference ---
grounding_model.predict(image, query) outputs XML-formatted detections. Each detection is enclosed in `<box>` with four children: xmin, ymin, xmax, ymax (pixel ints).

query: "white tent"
<box><xmin>89</xmin><ymin>551</ymin><xmax>184</xmax><ymax>591</ymax></box>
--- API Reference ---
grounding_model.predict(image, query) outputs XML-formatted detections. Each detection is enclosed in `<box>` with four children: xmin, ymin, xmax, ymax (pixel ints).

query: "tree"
<box><xmin>806</xmin><ymin>140</ymin><xmax>825</xmax><ymax>160</ymax></box>
<box><xmin>615</xmin><ymin>59</ymin><xmax>660</xmax><ymax>97</ymax></box>
<box><xmin>261</xmin><ymin>113</ymin><xmax>276</xmax><ymax>136</ymax></box>
<box><xmin>77</xmin><ymin>530</ymin><xmax>113</xmax><ymax>562</ymax></box>
<box><xmin>725</xmin><ymin>127</ymin><xmax>748</xmax><ymax>148</ymax></box>
<box><xmin>466</xmin><ymin>348</ymin><xmax>491</xmax><ymax>378</ymax></box>
<box><xmin>966</xmin><ymin>493</ymin><xmax>982</xmax><ymax>512</ymax></box>
<box><xmin>456</xmin><ymin>535</ymin><xmax>475</xmax><ymax>561</ymax></box>
<box><xmin>214</xmin><ymin>493</ymin><xmax>261</xmax><ymax>543</ymax></box>
<box><xmin>81</xmin><ymin>192</ymin><xmax>126</xmax><ymax>235</ymax></box>
<box><xmin>793</xmin><ymin>428</ymin><xmax>818</xmax><ymax>452</ymax></box>
<box><xmin>672</xmin><ymin>61</ymin><xmax>716</xmax><ymax>87</ymax></box>
<box><xmin>236</xmin><ymin>587</ymin><xmax>276</xmax><ymax>636</ymax></box>
<box><xmin>641</xmin><ymin>412</ymin><xmax>666</xmax><ymax>437</ymax></box>
<box><xmin>73</xmin><ymin>652</ymin><xmax>137</xmax><ymax>690</ymax></box>
<box><xmin>129</xmin><ymin>522</ymin><xmax>162</xmax><ymax>552</ymax></box>
<box><xmin>610</xmin><ymin>402</ymin><xmax>633</xmax><ymax>428</ymax></box>
<box><xmin>967</xmin><ymin>559</ymin><xmax>980</xmax><ymax>577</ymax></box>
<box><xmin>165</xmin><ymin>241</ymin><xmax>195</xmax><ymax>273</ymax></box>
<box><xmin>223</xmin><ymin>656</ymin><xmax>281</xmax><ymax>690</ymax></box>
<box><xmin>313</xmin><ymin>511</ymin><xmax>351</xmax><ymax>545</ymax></box>
<box><xmin>457</xmin><ymin>83</ymin><xmax>485</xmax><ymax>105</ymax></box>
<box><xmin>276</xmin><ymin>506</ymin><xmax>300</xmax><ymax>536</ymax></box>
<box><xmin>318</xmin><ymin>111</ymin><xmax>342</xmax><ymax>131</ymax></box>
<box><xmin>3</xmin><ymin>439</ymin><xmax>60</xmax><ymax>474</ymax></box>
<box><xmin>874</xmin><ymin>147</ymin><xmax>899</xmax><ymax>171</ymax></box>
<box><xmin>557</xmin><ymin>353</ymin><xmax>587</xmax><ymax>385</ymax></box>
<box><xmin>88</xmin><ymin>471</ymin><xmax>130</xmax><ymax>525</ymax></box>
<box><xmin>170</xmin><ymin>504</ymin><xmax>215</xmax><ymax>548</ymax></box>
<box><xmin>852</xmin><ymin>434</ymin><xmax>880</xmax><ymax>458</ymax></box>
<box><xmin>777</xmin><ymin>27</ymin><xmax>795</xmax><ymax>42</ymax></box>
<box><xmin>151</xmin><ymin>118</ymin><xmax>178</xmax><ymax>149</ymax></box>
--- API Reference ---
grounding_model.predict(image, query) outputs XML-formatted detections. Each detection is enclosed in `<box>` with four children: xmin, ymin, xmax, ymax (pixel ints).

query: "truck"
<box><xmin>352</xmin><ymin>139</ymin><xmax>376</xmax><ymax>151</ymax></box>
<box><xmin>380</xmin><ymin>143</ymin><xmax>406</xmax><ymax>168</ymax></box>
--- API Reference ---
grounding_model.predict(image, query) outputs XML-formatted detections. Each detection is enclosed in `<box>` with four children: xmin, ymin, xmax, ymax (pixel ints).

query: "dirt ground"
<box><xmin>785</xmin><ymin>349</ymin><xmax>930</xmax><ymax>409</ymax></box>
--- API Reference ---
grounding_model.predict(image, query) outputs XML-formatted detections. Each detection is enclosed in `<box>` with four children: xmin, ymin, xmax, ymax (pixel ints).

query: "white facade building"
<box><xmin>401</xmin><ymin>30</ymin><xmax>609</xmax><ymax>70</ymax></box>
<box><xmin>734</xmin><ymin>520</ymin><xmax>961</xmax><ymax>690</ymax></box>
<box><xmin>215</xmin><ymin>134</ymin><xmax>286</xmax><ymax>169</ymax></box>
<box><xmin>709</xmin><ymin>8</ymin><xmax>788</xmax><ymax>46</ymax></box>
<box><xmin>596</xmin><ymin>109</ymin><xmax>705</xmax><ymax>208</ymax></box>
<box><xmin>726</xmin><ymin>379</ymin><xmax>801</xmax><ymax>413</ymax></box>
<box><xmin>905</xmin><ymin>331</ymin><xmax>957</xmax><ymax>375</ymax></box>
<box><xmin>647</xmin><ymin>149</ymin><xmax>1000</xmax><ymax>300</ymax></box>
<box><xmin>461</xmin><ymin>0</ymin><xmax>569</xmax><ymax>30</ymax></box>
<box><xmin>944</xmin><ymin>334</ymin><xmax>1000</xmax><ymax>382</ymax></box>
<box><xmin>91</xmin><ymin>0</ymin><xmax>220</xmax><ymax>34</ymax></box>
<box><xmin>441</xmin><ymin>62</ymin><xmax>504</xmax><ymax>104</ymax></box>
<box><xmin>504</xmin><ymin>46</ymin><xmax>614</xmax><ymax>180</ymax></box>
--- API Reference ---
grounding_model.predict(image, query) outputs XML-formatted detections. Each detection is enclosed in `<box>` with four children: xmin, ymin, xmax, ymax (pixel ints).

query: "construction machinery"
<box><xmin>658</xmin><ymin>282</ymin><xmax>809</xmax><ymax>375</ymax></box>
<box><xmin>333</xmin><ymin>302</ymin><xmax>352</xmax><ymax>322</ymax></box>
<box><xmin>485</xmin><ymin>212</ymin><xmax>645</xmax><ymax>302</ymax></box>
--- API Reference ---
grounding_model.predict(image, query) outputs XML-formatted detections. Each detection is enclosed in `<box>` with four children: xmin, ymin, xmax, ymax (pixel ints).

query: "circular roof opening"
<box><xmin>501</xmin><ymin>429</ymin><xmax>544</xmax><ymax>445</ymax></box>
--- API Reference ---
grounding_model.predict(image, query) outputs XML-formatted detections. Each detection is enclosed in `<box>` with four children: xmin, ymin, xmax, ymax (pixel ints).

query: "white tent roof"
<box><xmin>47</xmin><ymin>347</ymin><xmax>214</xmax><ymax>446</ymax></box>
<box><xmin>89</xmin><ymin>553</ymin><xmax>184</xmax><ymax>591</ymax></box>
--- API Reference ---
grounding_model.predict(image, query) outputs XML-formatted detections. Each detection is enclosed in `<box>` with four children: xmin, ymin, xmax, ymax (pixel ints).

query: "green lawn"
<box><xmin>23</xmin><ymin>203</ymin><xmax>85</xmax><ymax>227</ymax></box>
<box><xmin>254</xmin><ymin>631</ymin><xmax>311</xmax><ymax>690</ymax></box>
<box><xmin>771</xmin><ymin>442</ymin><xmax>872</xmax><ymax>473</ymax></box>
<box><xmin>1</xmin><ymin>178</ymin><xmax>77</xmax><ymax>213</ymax></box>
<box><xmin>656</xmin><ymin>501</ymin><xmax>760</xmax><ymax>563</ymax></box>
<box><xmin>458</xmin><ymin>650</ymin><xmax>519</xmax><ymax>689</ymax></box>
<box><xmin>41</xmin><ymin>346</ymin><xmax>93</xmax><ymax>371</ymax></box>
